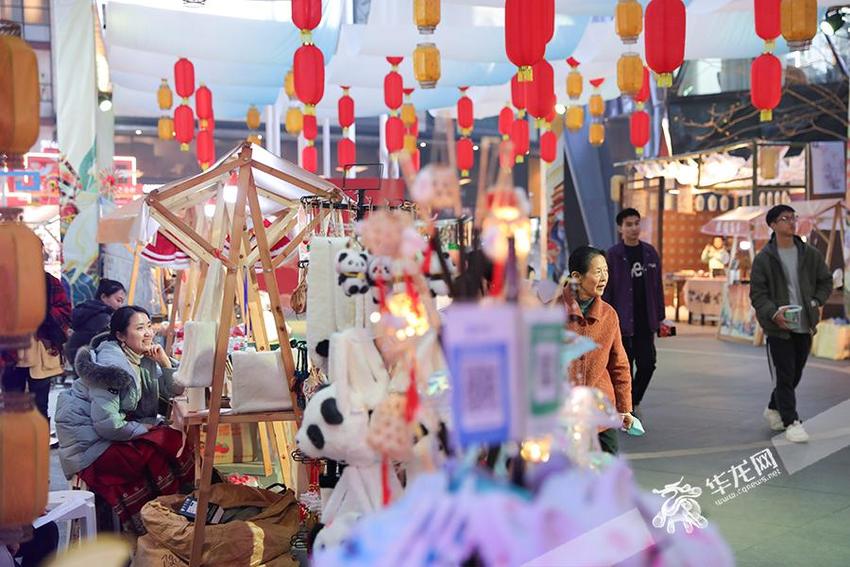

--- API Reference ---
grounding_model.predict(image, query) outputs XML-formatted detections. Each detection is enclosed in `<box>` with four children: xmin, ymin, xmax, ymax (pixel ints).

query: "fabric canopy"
<box><xmin>701</xmin><ymin>199</ymin><xmax>844</xmax><ymax>240</ymax></box>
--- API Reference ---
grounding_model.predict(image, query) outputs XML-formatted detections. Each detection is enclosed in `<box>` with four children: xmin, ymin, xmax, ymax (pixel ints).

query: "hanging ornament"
<box><xmin>456</xmin><ymin>137</ymin><xmax>474</xmax><ymax>177</ymax></box>
<box><xmin>588</xmin><ymin>78</ymin><xmax>605</xmax><ymax>118</ymax></box>
<box><xmin>755</xmin><ymin>0</ymin><xmax>781</xmax><ymax>51</ymax></box>
<box><xmin>615</xmin><ymin>0</ymin><xmax>643</xmax><ymax>44</ymax></box>
<box><xmin>526</xmin><ymin>59</ymin><xmax>555</xmax><ymax>127</ymax></box>
<box><xmin>286</xmin><ymin>106</ymin><xmax>304</xmax><ymax>135</ymax></box>
<box><xmin>247</xmin><ymin>133</ymin><xmax>262</xmax><ymax>145</ymax></box>
<box><xmin>629</xmin><ymin>110</ymin><xmax>650</xmax><ymax>155</ymax></box>
<box><xmin>566</xmin><ymin>57</ymin><xmax>583</xmax><ymax>101</ymax></box>
<box><xmin>404</xmin><ymin>133</ymin><xmax>418</xmax><ymax>154</ymax></box>
<box><xmin>414</xmin><ymin>0</ymin><xmax>440</xmax><ymax>34</ymax></box>
<box><xmin>505</xmin><ymin>0</ymin><xmax>553</xmax><ymax>81</ymax></box>
<box><xmin>157</xmin><ymin>116</ymin><xmax>174</xmax><ymax>141</ymax></box>
<box><xmin>196</xmin><ymin>128</ymin><xmax>215</xmax><ymax>170</ymax></box>
<box><xmin>780</xmin><ymin>0</ymin><xmax>817</xmax><ymax>52</ymax></box>
<box><xmin>338</xmin><ymin>86</ymin><xmax>355</xmax><ymax>129</ymax></box>
<box><xmin>302</xmin><ymin>144</ymin><xmax>318</xmax><ymax>173</ymax></box>
<box><xmin>457</xmin><ymin>87</ymin><xmax>474</xmax><ymax>136</ymax></box>
<box><xmin>174</xmin><ymin>104</ymin><xmax>194</xmax><ymax>151</ymax></box>
<box><xmin>751</xmin><ymin>53</ymin><xmax>782</xmax><ymax>121</ymax></box>
<box><xmin>303</xmin><ymin>113</ymin><xmax>318</xmax><ymax>141</ymax></box>
<box><xmin>173</xmin><ymin>57</ymin><xmax>195</xmax><ymax>102</ymax></box>
<box><xmin>634</xmin><ymin>65</ymin><xmax>651</xmax><ymax>107</ymax></box>
<box><xmin>644</xmin><ymin>0</ymin><xmax>686</xmax><ymax>88</ymax></box>
<box><xmin>195</xmin><ymin>84</ymin><xmax>213</xmax><ymax>130</ymax></box>
<box><xmin>294</xmin><ymin>44</ymin><xmax>325</xmax><ymax>114</ymax></box>
<box><xmin>384</xmin><ymin>57</ymin><xmax>404</xmax><ymax>113</ymax></box>
<box><xmin>386</xmin><ymin>115</ymin><xmax>405</xmax><ymax>156</ymax></box>
<box><xmin>157</xmin><ymin>79</ymin><xmax>173</xmax><ymax>110</ymax></box>
<box><xmin>338</xmin><ymin>86</ymin><xmax>356</xmax><ymax>171</ymax></box>
<box><xmin>401</xmin><ymin>88</ymin><xmax>417</xmax><ymax>127</ymax></box>
<box><xmin>589</xmin><ymin>122</ymin><xmax>605</xmax><ymax>147</ymax></box>
<box><xmin>292</xmin><ymin>0</ymin><xmax>322</xmax><ymax>36</ymax></box>
<box><xmin>499</xmin><ymin>106</ymin><xmax>514</xmax><ymax>140</ymax></box>
<box><xmin>0</xmin><ymin>35</ymin><xmax>39</xmax><ymax>157</ymax></box>
<box><xmin>565</xmin><ymin>106</ymin><xmax>584</xmax><ymax>132</ymax></box>
<box><xmin>246</xmin><ymin>105</ymin><xmax>261</xmax><ymax>130</ymax></box>
<box><xmin>284</xmin><ymin>69</ymin><xmax>296</xmax><ymax>99</ymax></box>
<box><xmin>540</xmin><ymin>129</ymin><xmax>557</xmax><ymax>163</ymax></box>
<box><xmin>511</xmin><ymin>117</ymin><xmax>529</xmax><ymax>163</ymax></box>
<box><xmin>617</xmin><ymin>53</ymin><xmax>644</xmax><ymax>98</ymax></box>
<box><xmin>413</xmin><ymin>43</ymin><xmax>441</xmax><ymax>89</ymax></box>
<box><xmin>511</xmin><ymin>73</ymin><xmax>527</xmax><ymax>118</ymax></box>
<box><xmin>338</xmin><ymin>137</ymin><xmax>356</xmax><ymax>170</ymax></box>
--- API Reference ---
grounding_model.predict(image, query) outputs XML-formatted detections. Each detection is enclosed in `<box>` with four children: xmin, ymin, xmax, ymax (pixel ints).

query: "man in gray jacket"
<box><xmin>750</xmin><ymin>204</ymin><xmax>832</xmax><ymax>443</ymax></box>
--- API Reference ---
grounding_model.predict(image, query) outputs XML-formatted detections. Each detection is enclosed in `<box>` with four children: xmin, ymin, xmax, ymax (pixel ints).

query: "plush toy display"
<box><xmin>425</xmin><ymin>251</ymin><xmax>456</xmax><ymax>297</ymax></box>
<box><xmin>335</xmin><ymin>249</ymin><xmax>370</xmax><ymax>297</ymax></box>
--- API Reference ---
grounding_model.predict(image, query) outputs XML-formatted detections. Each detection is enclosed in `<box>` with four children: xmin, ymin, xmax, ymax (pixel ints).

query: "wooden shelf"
<box><xmin>173</xmin><ymin>401</ymin><xmax>296</xmax><ymax>427</ymax></box>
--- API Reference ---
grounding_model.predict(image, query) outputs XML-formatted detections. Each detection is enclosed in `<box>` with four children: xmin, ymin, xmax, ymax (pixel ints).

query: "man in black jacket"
<box><xmin>750</xmin><ymin>205</ymin><xmax>832</xmax><ymax>443</ymax></box>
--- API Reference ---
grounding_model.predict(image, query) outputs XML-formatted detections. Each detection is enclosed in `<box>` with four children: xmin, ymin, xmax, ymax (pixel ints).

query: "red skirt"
<box><xmin>79</xmin><ymin>426</ymin><xmax>193</xmax><ymax>534</ymax></box>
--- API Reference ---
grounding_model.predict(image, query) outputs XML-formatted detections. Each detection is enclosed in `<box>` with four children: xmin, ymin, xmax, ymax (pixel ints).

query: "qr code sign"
<box><xmin>460</xmin><ymin>359</ymin><xmax>504</xmax><ymax>429</ymax></box>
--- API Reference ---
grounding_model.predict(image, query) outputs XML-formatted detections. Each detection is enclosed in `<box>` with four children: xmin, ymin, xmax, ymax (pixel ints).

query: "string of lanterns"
<box><xmin>644</xmin><ymin>0</ymin><xmax>686</xmax><ymax>89</ymax></box>
<box><xmin>157</xmin><ymin>79</ymin><xmax>174</xmax><ymax>141</ymax></box>
<box><xmin>564</xmin><ymin>57</ymin><xmax>584</xmax><ymax>133</ymax></box>
<box><xmin>588</xmin><ymin>78</ymin><xmax>606</xmax><ymax>147</ymax></box>
<box><xmin>173</xmin><ymin>57</ymin><xmax>195</xmax><ymax>152</ymax></box>
<box><xmin>456</xmin><ymin>87</ymin><xmax>474</xmax><ymax>177</ymax></box>
<box><xmin>384</xmin><ymin>57</ymin><xmax>406</xmax><ymax>158</ymax></box>
<box><xmin>195</xmin><ymin>84</ymin><xmax>215</xmax><ymax>169</ymax></box>
<box><xmin>284</xmin><ymin>70</ymin><xmax>303</xmax><ymax>137</ymax></box>
<box><xmin>413</xmin><ymin>0</ymin><xmax>441</xmax><ymax>89</ymax></box>
<box><xmin>292</xmin><ymin>0</ymin><xmax>324</xmax><ymax>173</ymax></box>
<box><xmin>402</xmin><ymin>89</ymin><xmax>421</xmax><ymax>171</ymax></box>
<box><xmin>337</xmin><ymin>85</ymin><xmax>355</xmax><ymax>171</ymax></box>
<box><xmin>752</xmin><ymin>0</ymin><xmax>782</xmax><ymax>122</ymax></box>
<box><xmin>614</xmin><ymin>0</ymin><xmax>651</xmax><ymax>156</ymax></box>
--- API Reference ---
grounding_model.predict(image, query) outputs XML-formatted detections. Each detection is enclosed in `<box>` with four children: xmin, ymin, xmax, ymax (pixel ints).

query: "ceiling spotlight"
<box><xmin>134</xmin><ymin>129</ymin><xmax>142</xmax><ymax>135</ymax></box>
<box><xmin>98</xmin><ymin>91</ymin><xmax>112</xmax><ymax>112</ymax></box>
<box><xmin>555</xmin><ymin>103</ymin><xmax>566</xmax><ymax>115</ymax></box>
<box><xmin>258</xmin><ymin>134</ymin><xmax>263</xmax><ymax>140</ymax></box>
<box><xmin>473</xmin><ymin>144</ymin><xmax>479</xmax><ymax>151</ymax></box>
<box><xmin>419</xmin><ymin>142</ymin><xmax>427</xmax><ymax>148</ymax></box>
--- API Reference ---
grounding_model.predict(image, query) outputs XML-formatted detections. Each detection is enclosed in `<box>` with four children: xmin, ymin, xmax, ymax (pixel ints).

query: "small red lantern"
<box><xmin>644</xmin><ymin>0</ymin><xmax>686</xmax><ymax>88</ymax></box>
<box><xmin>338</xmin><ymin>86</ymin><xmax>355</xmax><ymax>129</ymax></box>
<box><xmin>540</xmin><ymin>130</ymin><xmax>557</xmax><ymax>163</ymax></box>
<box><xmin>174</xmin><ymin>104</ymin><xmax>194</xmax><ymax>152</ymax></box>
<box><xmin>526</xmin><ymin>59</ymin><xmax>554</xmax><ymax>125</ymax></box>
<box><xmin>411</xmin><ymin>148</ymin><xmax>421</xmax><ymax>172</ymax></box>
<box><xmin>292</xmin><ymin>0</ymin><xmax>322</xmax><ymax>32</ymax></box>
<box><xmin>457</xmin><ymin>87</ymin><xmax>474</xmax><ymax>136</ymax></box>
<box><xmin>505</xmin><ymin>0</ymin><xmax>552</xmax><ymax>81</ymax></box>
<box><xmin>303</xmin><ymin>113</ymin><xmax>318</xmax><ymax>141</ymax></box>
<box><xmin>338</xmin><ymin>137</ymin><xmax>356</xmax><ymax>169</ymax></box>
<box><xmin>635</xmin><ymin>66</ymin><xmax>651</xmax><ymax>106</ymax></box>
<box><xmin>751</xmin><ymin>53</ymin><xmax>782</xmax><ymax>121</ymax></box>
<box><xmin>294</xmin><ymin>44</ymin><xmax>325</xmax><ymax>111</ymax></box>
<box><xmin>384</xmin><ymin>57</ymin><xmax>404</xmax><ymax>113</ymax></box>
<box><xmin>195</xmin><ymin>85</ymin><xmax>213</xmax><ymax>130</ymax></box>
<box><xmin>385</xmin><ymin>116</ymin><xmax>405</xmax><ymax>154</ymax></box>
<box><xmin>456</xmin><ymin>137</ymin><xmax>474</xmax><ymax>177</ymax></box>
<box><xmin>511</xmin><ymin>117</ymin><xmax>529</xmax><ymax>163</ymax></box>
<box><xmin>499</xmin><ymin>106</ymin><xmax>514</xmax><ymax>140</ymax></box>
<box><xmin>511</xmin><ymin>73</ymin><xmax>527</xmax><ymax>117</ymax></box>
<box><xmin>407</xmin><ymin>113</ymin><xmax>420</xmax><ymax>138</ymax></box>
<box><xmin>755</xmin><ymin>0</ymin><xmax>781</xmax><ymax>48</ymax></box>
<box><xmin>630</xmin><ymin>109</ymin><xmax>650</xmax><ymax>155</ymax></box>
<box><xmin>196</xmin><ymin>128</ymin><xmax>215</xmax><ymax>170</ymax></box>
<box><xmin>302</xmin><ymin>144</ymin><xmax>318</xmax><ymax>173</ymax></box>
<box><xmin>174</xmin><ymin>58</ymin><xmax>195</xmax><ymax>101</ymax></box>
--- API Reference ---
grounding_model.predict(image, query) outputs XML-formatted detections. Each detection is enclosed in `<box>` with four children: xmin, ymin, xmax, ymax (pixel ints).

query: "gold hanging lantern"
<box><xmin>247</xmin><ymin>133</ymin><xmax>262</xmax><ymax>145</ymax></box>
<box><xmin>402</xmin><ymin>103</ymin><xmax>417</xmax><ymax>128</ymax></box>
<box><xmin>0</xmin><ymin>391</ymin><xmax>49</xmax><ymax>544</ymax></box>
<box><xmin>615</xmin><ymin>0</ymin><xmax>643</xmax><ymax>44</ymax></box>
<box><xmin>404</xmin><ymin>134</ymin><xmax>418</xmax><ymax>155</ymax></box>
<box><xmin>0</xmin><ymin>208</ymin><xmax>47</xmax><ymax>349</ymax></box>
<box><xmin>565</xmin><ymin>57</ymin><xmax>583</xmax><ymax>101</ymax></box>
<box><xmin>565</xmin><ymin>106</ymin><xmax>585</xmax><ymax>132</ymax></box>
<box><xmin>0</xmin><ymin>35</ymin><xmax>40</xmax><ymax>156</ymax></box>
<box><xmin>589</xmin><ymin>94</ymin><xmax>605</xmax><ymax>118</ymax></box>
<box><xmin>157</xmin><ymin>79</ymin><xmax>173</xmax><ymax>110</ymax></box>
<box><xmin>414</xmin><ymin>0</ymin><xmax>441</xmax><ymax>34</ymax></box>
<box><xmin>246</xmin><ymin>105</ymin><xmax>261</xmax><ymax>130</ymax></box>
<box><xmin>413</xmin><ymin>42</ymin><xmax>441</xmax><ymax>89</ymax></box>
<box><xmin>285</xmin><ymin>106</ymin><xmax>304</xmax><ymax>135</ymax></box>
<box><xmin>781</xmin><ymin>0</ymin><xmax>817</xmax><ymax>52</ymax></box>
<box><xmin>157</xmin><ymin>116</ymin><xmax>174</xmax><ymax>141</ymax></box>
<box><xmin>760</xmin><ymin>146</ymin><xmax>781</xmax><ymax>180</ymax></box>
<box><xmin>617</xmin><ymin>53</ymin><xmax>644</xmax><ymax>97</ymax></box>
<box><xmin>589</xmin><ymin>122</ymin><xmax>605</xmax><ymax>146</ymax></box>
<box><xmin>284</xmin><ymin>70</ymin><xmax>296</xmax><ymax>100</ymax></box>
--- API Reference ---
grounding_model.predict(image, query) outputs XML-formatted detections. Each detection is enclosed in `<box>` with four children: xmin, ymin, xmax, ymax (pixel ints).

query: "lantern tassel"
<box><xmin>760</xmin><ymin>109</ymin><xmax>773</xmax><ymax>122</ymax></box>
<box><xmin>657</xmin><ymin>72</ymin><xmax>673</xmax><ymax>89</ymax></box>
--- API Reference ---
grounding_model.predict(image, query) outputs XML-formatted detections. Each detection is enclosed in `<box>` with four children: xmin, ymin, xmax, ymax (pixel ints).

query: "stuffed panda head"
<box><xmin>295</xmin><ymin>383</ymin><xmax>378</xmax><ymax>466</ymax></box>
<box><xmin>335</xmin><ymin>250</ymin><xmax>370</xmax><ymax>297</ymax></box>
<box><xmin>426</xmin><ymin>251</ymin><xmax>457</xmax><ymax>297</ymax></box>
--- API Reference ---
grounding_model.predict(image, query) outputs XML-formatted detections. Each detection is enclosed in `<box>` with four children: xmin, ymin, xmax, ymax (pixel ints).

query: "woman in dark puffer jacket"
<box><xmin>65</xmin><ymin>279</ymin><xmax>126</xmax><ymax>366</ymax></box>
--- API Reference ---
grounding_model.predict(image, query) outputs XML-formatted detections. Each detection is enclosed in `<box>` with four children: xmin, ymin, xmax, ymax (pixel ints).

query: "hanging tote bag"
<box><xmin>175</xmin><ymin>260</ymin><xmax>225</xmax><ymax>387</ymax></box>
<box><xmin>230</xmin><ymin>350</ymin><xmax>292</xmax><ymax>413</ymax></box>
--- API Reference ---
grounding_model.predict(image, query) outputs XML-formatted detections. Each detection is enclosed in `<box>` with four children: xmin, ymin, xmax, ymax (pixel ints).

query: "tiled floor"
<box><xmin>622</xmin><ymin>324</ymin><xmax>850</xmax><ymax>566</ymax></box>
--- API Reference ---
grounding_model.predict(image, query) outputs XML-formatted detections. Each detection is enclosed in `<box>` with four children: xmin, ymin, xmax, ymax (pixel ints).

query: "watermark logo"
<box><xmin>706</xmin><ymin>448</ymin><xmax>782</xmax><ymax>506</ymax></box>
<box><xmin>651</xmin><ymin>478</ymin><xmax>708</xmax><ymax>534</ymax></box>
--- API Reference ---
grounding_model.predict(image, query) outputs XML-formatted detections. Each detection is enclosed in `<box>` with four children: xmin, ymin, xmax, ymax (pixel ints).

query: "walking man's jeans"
<box><xmin>1</xmin><ymin>366</ymin><xmax>51</xmax><ymax>420</ymax></box>
<box><xmin>766</xmin><ymin>333</ymin><xmax>813</xmax><ymax>427</ymax></box>
<box><xmin>623</xmin><ymin>331</ymin><xmax>657</xmax><ymax>408</ymax></box>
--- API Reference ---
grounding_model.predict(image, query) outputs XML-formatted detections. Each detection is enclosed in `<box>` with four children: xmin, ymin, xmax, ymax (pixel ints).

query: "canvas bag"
<box><xmin>175</xmin><ymin>260</ymin><xmax>225</xmax><ymax>387</ymax></box>
<box><xmin>812</xmin><ymin>320</ymin><xmax>850</xmax><ymax>360</ymax></box>
<box><xmin>230</xmin><ymin>350</ymin><xmax>292</xmax><ymax>413</ymax></box>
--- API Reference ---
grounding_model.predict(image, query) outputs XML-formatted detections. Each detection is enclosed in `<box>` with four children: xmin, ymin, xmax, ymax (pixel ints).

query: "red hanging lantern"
<box><xmin>751</xmin><ymin>53</ymin><xmax>782</xmax><ymax>122</ymax></box>
<box><xmin>755</xmin><ymin>0</ymin><xmax>781</xmax><ymax>48</ymax></box>
<box><xmin>303</xmin><ymin>113</ymin><xmax>318</xmax><ymax>141</ymax></box>
<box><xmin>337</xmin><ymin>137</ymin><xmax>356</xmax><ymax>169</ymax></box>
<box><xmin>386</xmin><ymin>116</ymin><xmax>405</xmax><ymax>154</ymax></box>
<box><xmin>411</xmin><ymin>148</ymin><xmax>421</xmax><ymax>172</ymax></box>
<box><xmin>302</xmin><ymin>144</ymin><xmax>318</xmax><ymax>173</ymax></box>
<box><xmin>526</xmin><ymin>59</ymin><xmax>554</xmax><ymax>125</ymax></box>
<box><xmin>540</xmin><ymin>129</ymin><xmax>557</xmax><ymax>163</ymax></box>
<box><xmin>338</xmin><ymin>86</ymin><xmax>355</xmax><ymax>129</ymax></box>
<box><xmin>195</xmin><ymin>85</ymin><xmax>213</xmax><ymax>130</ymax></box>
<box><xmin>174</xmin><ymin>104</ymin><xmax>194</xmax><ymax>152</ymax></box>
<box><xmin>384</xmin><ymin>57</ymin><xmax>404</xmax><ymax>113</ymax></box>
<box><xmin>630</xmin><ymin>109</ymin><xmax>650</xmax><ymax>155</ymax></box>
<box><xmin>511</xmin><ymin>117</ymin><xmax>529</xmax><ymax>163</ymax></box>
<box><xmin>511</xmin><ymin>73</ymin><xmax>527</xmax><ymax>117</ymax></box>
<box><xmin>174</xmin><ymin>58</ymin><xmax>195</xmax><ymax>101</ymax></box>
<box><xmin>634</xmin><ymin>66</ymin><xmax>651</xmax><ymax>106</ymax></box>
<box><xmin>456</xmin><ymin>137</ymin><xmax>474</xmax><ymax>177</ymax></box>
<box><xmin>457</xmin><ymin>87</ymin><xmax>474</xmax><ymax>136</ymax></box>
<box><xmin>196</xmin><ymin>128</ymin><xmax>215</xmax><ymax>170</ymax></box>
<box><xmin>294</xmin><ymin>44</ymin><xmax>325</xmax><ymax>112</ymax></box>
<box><xmin>407</xmin><ymin>113</ymin><xmax>420</xmax><ymax>138</ymax></box>
<box><xmin>498</xmin><ymin>106</ymin><xmax>514</xmax><ymax>140</ymax></box>
<box><xmin>505</xmin><ymin>0</ymin><xmax>552</xmax><ymax>81</ymax></box>
<box><xmin>644</xmin><ymin>0</ymin><xmax>686</xmax><ymax>88</ymax></box>
<box><xmin>292</xmin><ymin>0</ymin><xmax>322</xmax><ymax>32</ymax></box>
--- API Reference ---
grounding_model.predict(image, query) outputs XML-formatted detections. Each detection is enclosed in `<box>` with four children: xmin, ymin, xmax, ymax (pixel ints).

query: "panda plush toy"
<box><xmin>426</xmin><ymin>251</ymin><xmax>457</xmax><ymax>297</ymax></box>
<box><xmin>366</xmin><ymin>255</ymin><xmax>394</xmax><ymax>305</ymax></box>
<box><xmin>335</xmin><ymin>250</ymin><xmax>370</xmax><ymax>297</ymax></box>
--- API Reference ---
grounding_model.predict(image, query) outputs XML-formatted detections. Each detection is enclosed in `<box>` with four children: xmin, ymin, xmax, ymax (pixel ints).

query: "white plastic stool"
<box><xmin>44</xmin><ymin>490</ymin><xmax>97</xmax><ymax>549</ymax></box>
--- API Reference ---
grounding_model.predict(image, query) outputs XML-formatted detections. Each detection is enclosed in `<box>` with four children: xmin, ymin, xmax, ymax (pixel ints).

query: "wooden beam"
<box><xmin>188</xmin><ymin>149</ymin><xmax>252</xmax><ymax>567</ymax></box>
<box><xmin>148</xmin><ymin>199</ymin><xmax>236</xmax><ymax>271</ymax></box>
<box><xmin>256</xmin><ymin>185</ymin><xmax>299</xmax><ymax>208</ymax></box>
<box><xmin>153</xmin><ymin>153</ymin><xmax>245</xmax><ymax>203</ymax></box>
<box><xmin>243</xmin><ymin>210</ymin><xmax>300</xmax><ymax>268</ymax></box>
<box><xmin>249</xmin><ymin>158</ymin><xmax>336</xmax><ymax>200</ymax></box>
<box><xmin>271</xmin><ymin>209</ymin><xmax>327</xmax><ymax>270</ymax></box>
<box><xmin>126</xmin><ymin>242</ymin><xmax>143</xmax><ymax>304</ymax></box>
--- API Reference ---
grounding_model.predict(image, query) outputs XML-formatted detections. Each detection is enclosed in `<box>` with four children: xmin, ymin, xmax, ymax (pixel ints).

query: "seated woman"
<box><xmin>55</xmin><ymin>305</ymin><xmax>191</xmax><ymax>534</ymax></box>
<box><xmin>565</xmin><ymin>246</ymin><xmax>634</xmax><ymax>455</ymax></box>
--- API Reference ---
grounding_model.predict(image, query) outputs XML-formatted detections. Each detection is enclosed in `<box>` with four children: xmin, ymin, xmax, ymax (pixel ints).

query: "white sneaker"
<box><xmin>785</xmin><ymin>421</ymin><xmax>809</xmax><ymax>443</ymax></box>
<box><xmin>763</xmin><ymin>408</ymin><xmax>785</xmax><ymax>431</ymax></box>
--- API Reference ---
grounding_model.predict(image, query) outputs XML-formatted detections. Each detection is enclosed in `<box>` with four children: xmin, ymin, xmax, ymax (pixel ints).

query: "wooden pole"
<box><xmin>126</xmin><ymin>242</ymin><xmax>143</xmax><ymax>304</ymax></box>
<box><xmin>188</xmin><ymin>147</ymin><xmax>252</xmax><ymax>567</ymax></box>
